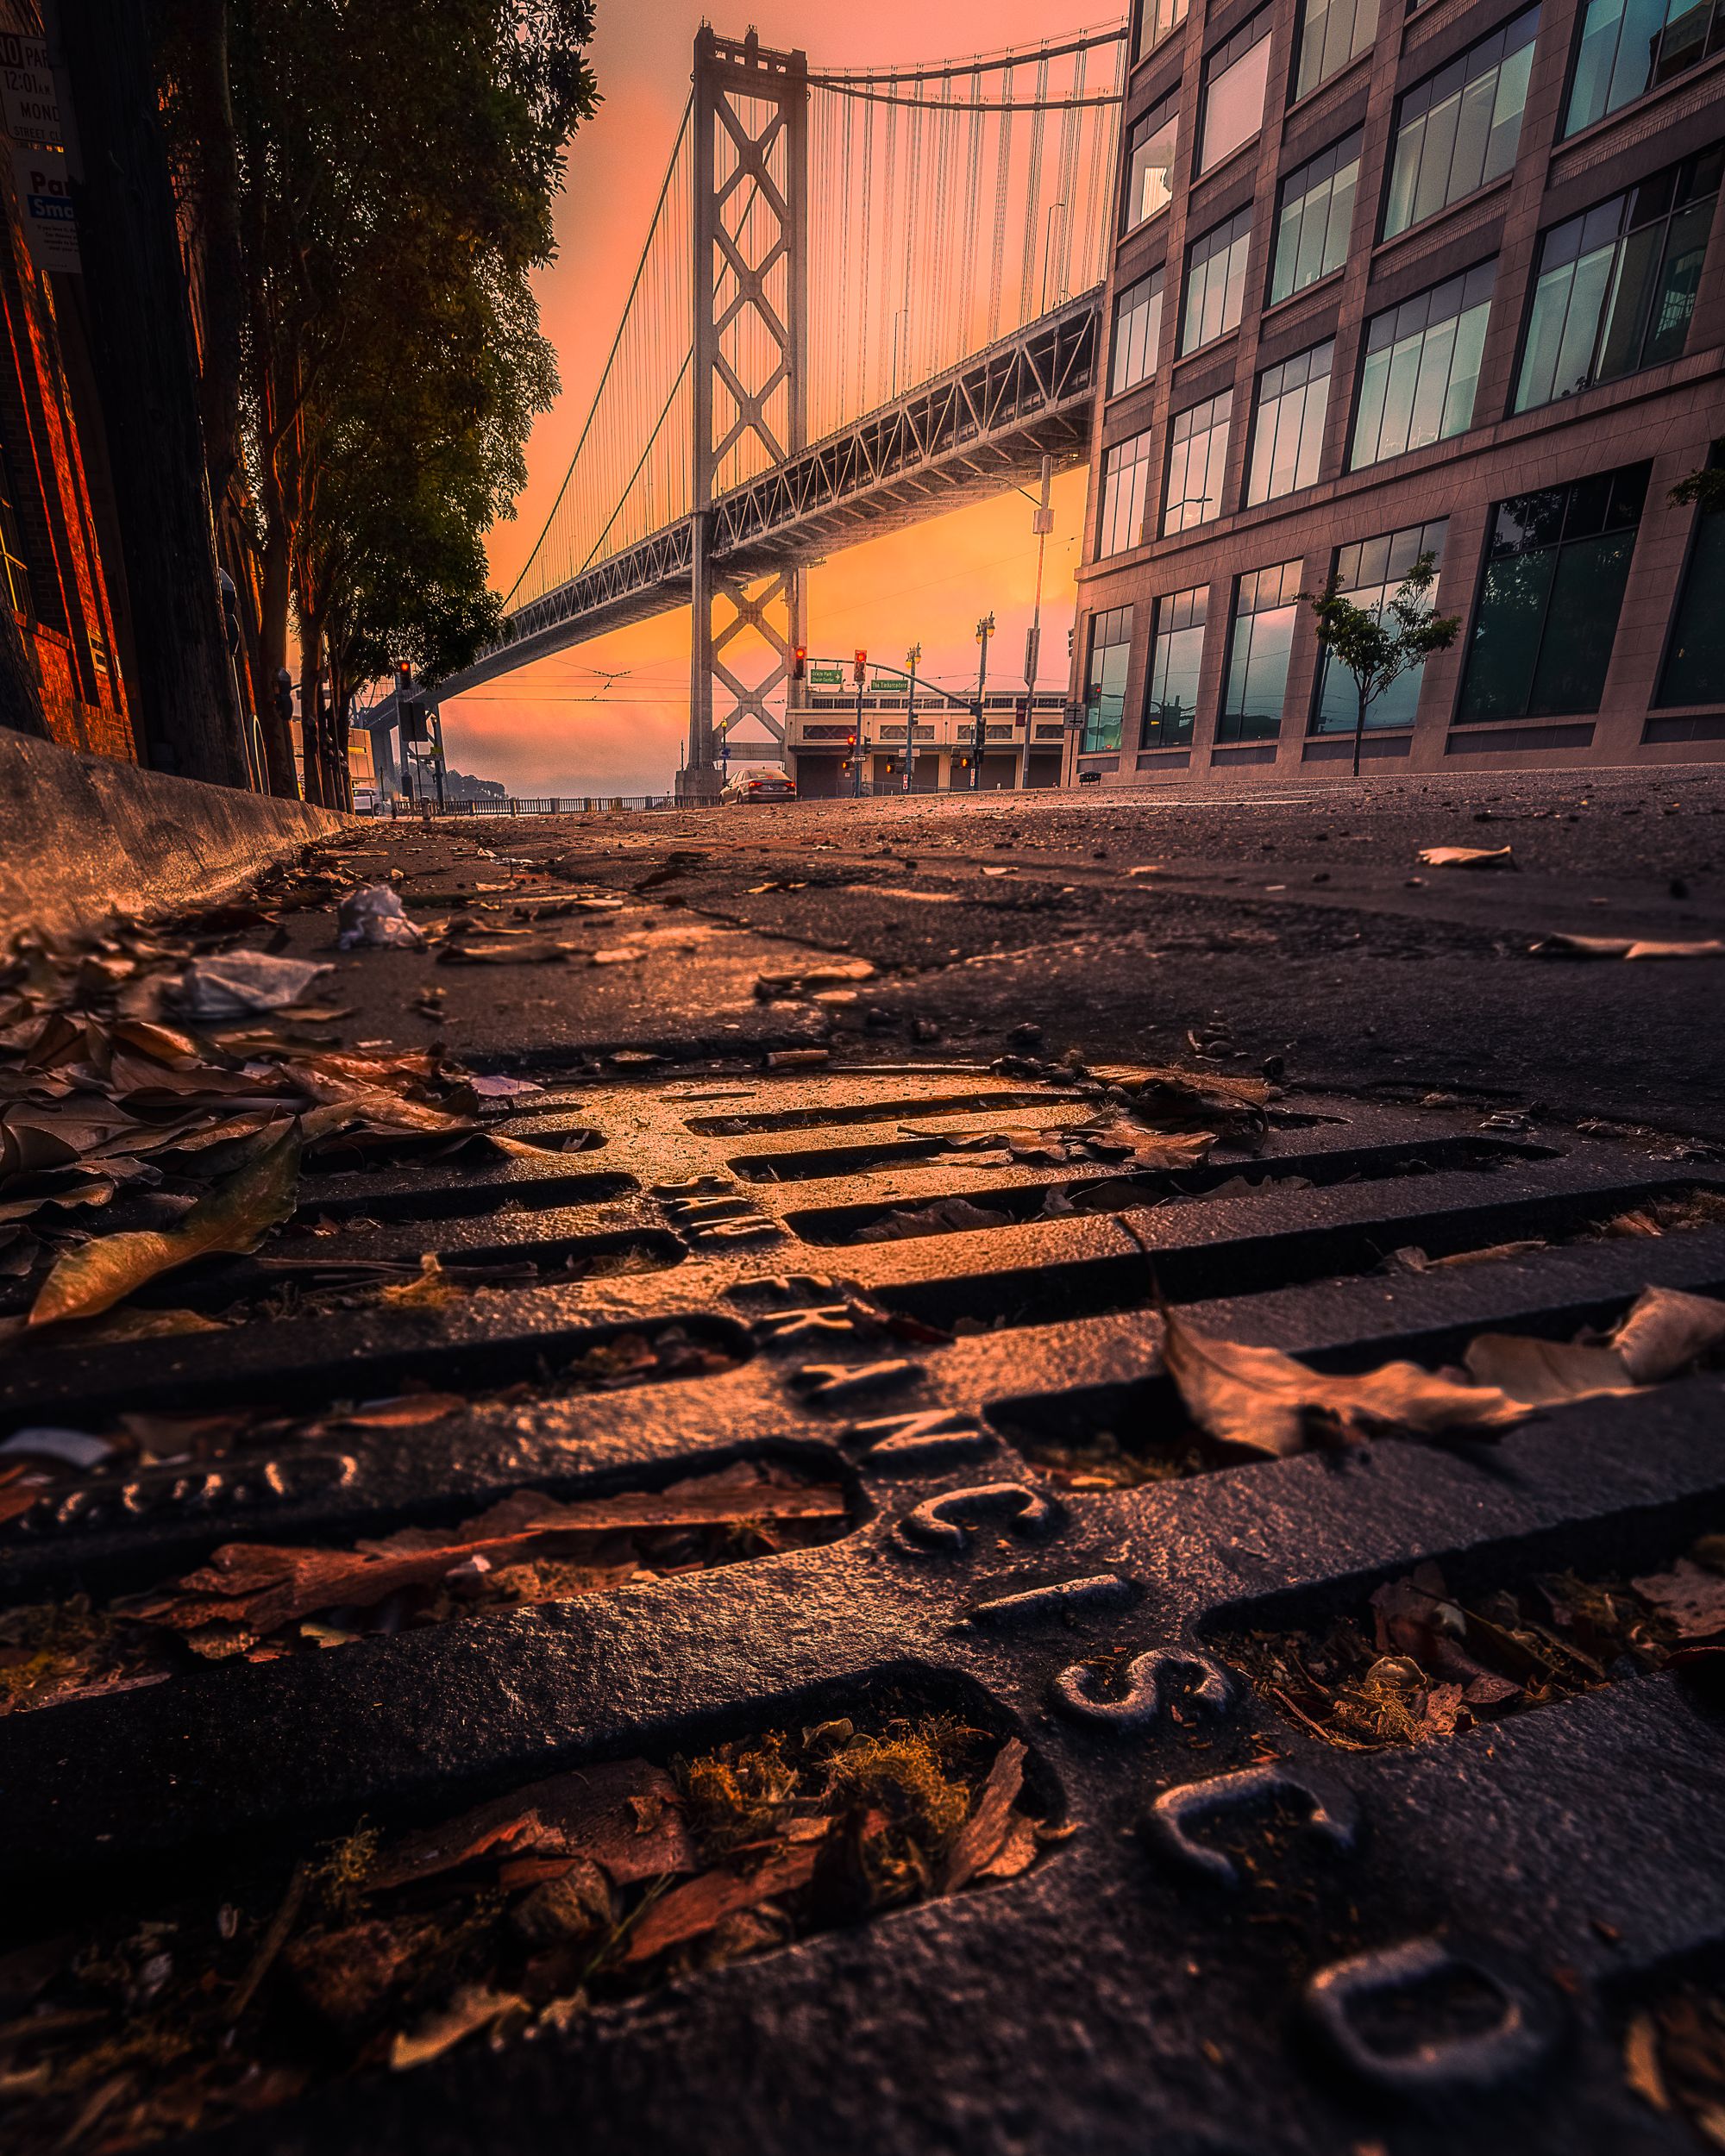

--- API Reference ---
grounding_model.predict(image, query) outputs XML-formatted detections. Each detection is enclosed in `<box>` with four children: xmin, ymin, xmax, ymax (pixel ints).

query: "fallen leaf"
<box><xmin>621</xmin><ymin>1835</ymin><xmax>824</xmax><ymax>1963</ymax></box>
<box><xmin>389</xmin><ymin>1984</ymin><xmax>527</xmax><ymax>2071</ymax></box>
<box><xmin>1625</xmin><ymin>940</ymin><xmax>1725</xmax><ymax>962</ymax></box>
<box><xmin>1418</xmin><ymin>846</ymin><xmax>1515</xmax><ymax>870</ymax></box>
<box><xmin>1531</xmin><ymin>933</ymin><xmax>1637</xmax><ymax>960</ymax></box>
<box><xmin>1625</xmin><ymin>2010</ymin><xmax>1670</xmax><ymax>2110</ymax></box>
<box><xmin>437</xmin><ymin>941</ymin><xmax>566</xmax><ymax>966</ymax></box>
<box><xmin>28</xmin><ymin>1126</ymin><xmax>301</xmax><ymax>1329</ymax></box>
<box><xmin>1076</xmin><ymin>1120</ymin><xmax>1216</xmax><ymax>1170</ymax></box>
<box><xmin>1613</xmin><ymin>1286</ymin><xmax>1725</xmax><ymax>1382</ymax></box>
<box><xmin>373</xmin><ymin>1758</ymin><xmax>694</xmax><ymax>1894</ymax></box>
<box><xmin>1160</xmin><ymin>1310</ymin><xmax>1526</xmax><ymax>1457</ymax></box>
<box><xmin>941</xmin><ymin>1738</ymin><xmax>1026</xmax><ymax>1891</ymax></box>
<box><xmin>852</xmin><ymin>1196</ymin><xmax>1011</xmax><ymax>1242</ymax></box>
<box><xmin>322</xmin><ymin>1394</ymin><xmax>468</xmax><ymax>1430</ymax></box>
<box><xmin>380</xmin><ymin>1255</ymin><xmax>461</xmax><ymax>1310</ymax></box>
<box><xmin>1630</xmin><ymin>1558</ymin><xmax>1725</xmax><ymax>1640</ymax></box>
<box><xmin>1461</xmin><ymin>1333</ymin><xmax>1640</xmax><ymax>1408</ymax></box>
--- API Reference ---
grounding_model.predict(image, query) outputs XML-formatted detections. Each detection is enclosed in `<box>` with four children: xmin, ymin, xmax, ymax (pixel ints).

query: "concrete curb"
<box><xmin>0</xmin><ymin>731</ymin><xmax>350</xmax><ymax>941</ymax></box>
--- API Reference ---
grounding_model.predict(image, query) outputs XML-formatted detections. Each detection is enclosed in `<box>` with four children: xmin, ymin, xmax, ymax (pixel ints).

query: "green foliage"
<box><xmin>1305</xmin><ymin>553</ymin><xmax>1461</xmax><ymax>770</ymax></box>
<box><xmin>218</xmin><ymin>0</ymin><xmax>598</xmax><ymax>697</ymax></box>
<box><xmin>1670</xmin><ymin>466</ymin><xmax>1725</xmax><ymax>515</ymax></box>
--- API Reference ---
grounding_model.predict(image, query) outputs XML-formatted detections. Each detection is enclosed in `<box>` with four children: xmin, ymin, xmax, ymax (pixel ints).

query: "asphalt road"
<box><xmin>325</xmin><ymin>766</ymin><xmax>1725</xmax><ymax>1144</ymax></box>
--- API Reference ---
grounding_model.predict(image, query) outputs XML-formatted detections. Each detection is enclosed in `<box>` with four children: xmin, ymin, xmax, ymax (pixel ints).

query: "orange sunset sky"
<box><xmin>445</xmin><ymin>0</ymin><xmax>1113</xmax><ymax>797</ymax></box>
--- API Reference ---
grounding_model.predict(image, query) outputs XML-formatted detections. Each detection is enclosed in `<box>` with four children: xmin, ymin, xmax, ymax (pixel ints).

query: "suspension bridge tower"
<box><xmin>686</xmin><ymin>28</ymin><xmax>810</xmax><ymax>800</ymax></box>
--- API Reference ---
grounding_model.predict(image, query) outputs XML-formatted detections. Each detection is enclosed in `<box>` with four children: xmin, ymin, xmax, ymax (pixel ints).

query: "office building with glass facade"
<box><xmin>1070</xmin><ymin>0</ymin><xmax>1725</xmax><ymax>780</ymax></box>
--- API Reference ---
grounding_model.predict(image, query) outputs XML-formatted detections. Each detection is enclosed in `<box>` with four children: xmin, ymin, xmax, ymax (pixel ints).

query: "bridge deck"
<box><xmin>440</xmin><ymin>290</ymin><xmax>1101</xmax><ymax>698</ymax></box>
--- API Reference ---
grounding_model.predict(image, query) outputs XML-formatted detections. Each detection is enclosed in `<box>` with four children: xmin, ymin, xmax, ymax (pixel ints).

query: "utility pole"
<box><xmin>972</xmin><ymin>612</ymin><xmax>994</xmax><ymax>792</ymax></box>
<box><xmin>1022</xmin><ymin>454</ymin><xmax>1055</xmax><ymax>791</ymax></box>
<box><xmin>852</xmin><ymin>648</ymin><xmax>867</xmax><ymax>798</ymax></box>
<box><xmin>902</xmin><ymin>642</ymin><xmax>921</xmax><ymax>794</ymax></box>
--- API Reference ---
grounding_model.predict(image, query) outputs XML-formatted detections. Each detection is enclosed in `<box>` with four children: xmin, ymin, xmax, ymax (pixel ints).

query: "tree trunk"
<box><xmin>48</xmin><ymin>0</ymin><xmax>250</xmax><ymax>787</ymax></box>
<box><xmin>298</xmin><ymin>620</ymin><xmax>324</xmax><ymax>806</ymax></box>
<box><xmin>0</xmin><ymin>605</ymin><xmax>49</xmax><ymax>739</ymax></box>
<box><xmin>1352</xmin><ymin>684</ymin><xmax>1368</xmax><ymax>781</ymax></box>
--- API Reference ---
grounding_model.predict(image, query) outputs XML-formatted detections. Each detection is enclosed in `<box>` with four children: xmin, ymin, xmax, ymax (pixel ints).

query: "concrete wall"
<box><xmin>0</xmin><ymin>730</ymin><xmax>348</xmax><ymax>941</ymax></box>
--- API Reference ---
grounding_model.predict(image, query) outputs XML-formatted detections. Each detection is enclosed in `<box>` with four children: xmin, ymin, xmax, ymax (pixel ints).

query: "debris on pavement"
<box><xmin>0</xmin><ymin>1708</ymin><xmax>1049</xmax><ymax>2150</ymax></box>
<box><xmin>0</xmin><ymin>1460</ymin><xmax>851</xmax><ymax>1709</ymax></box>
<box><xmin>1531</xmin><ymin>932</ymin><xmax>1725</xmax><ymax>961</ymax></box>
<box><xmin>336</xmin><ymin>887</ymin><xmax>425</xmax><ymax>950</ymax></box>
<box><xmin>1220</xmin><ymin>1542</ymin><xmax>1724</xmax><ymax>1752</ymax></box>
<box><xmin>174</xmin><ymin>951</ymin><xmax>335</xmax><ymax>1016</ymax></box>
<box><xmin>1416</xmin><ymin>845</ymin><xmax>1516</xmax><ymax>870</ymax></box>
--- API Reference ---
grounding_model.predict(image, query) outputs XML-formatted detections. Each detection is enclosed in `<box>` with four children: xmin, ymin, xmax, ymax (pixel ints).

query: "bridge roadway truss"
<box><xmin>438</xmin><ymin>289</ymin><xmax>1101</xmax><ymax>710</ymax></box>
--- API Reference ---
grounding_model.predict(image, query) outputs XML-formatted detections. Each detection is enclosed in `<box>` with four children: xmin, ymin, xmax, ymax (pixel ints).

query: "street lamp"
<box><xmin>903</xmin><ymin>642</ymin><xmax>922</xmax><ymax>795</ymax></box>
<box><xmin>972</xmin><ymin>612</ymin><xmax>994</xmax><ymax>793</ymax></box>
<box><xmin>1021</xmin><ymin>456</ymin><xmax>1054</xmax><ymax>791</ymax></box>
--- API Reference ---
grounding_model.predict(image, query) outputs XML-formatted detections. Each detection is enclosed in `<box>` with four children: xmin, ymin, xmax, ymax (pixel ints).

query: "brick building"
<box><xmin>1069</xmin><ymin>0</ymin><xmax>1725</xmax><ymax>783</ymax></box>
<box><xmin>0</xmin><ymin>8</ymin><xmax>134</xmax><ymax>761</ymax></box>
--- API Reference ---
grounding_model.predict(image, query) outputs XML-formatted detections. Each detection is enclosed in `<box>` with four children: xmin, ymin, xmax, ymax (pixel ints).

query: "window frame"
<box><xmin>1653</xmin><ymin>445</ymin><xmax>1725</xmax><ymax>707</ymax></box>
<box><xmin>1293</xmin><ymin>0</ymin><xmax>1381</xmax><ymax>102</ymax></box>
<box><xmin>1111</xmin><ymin>266</ymin><xmax>1167</xmax><ymax>396</ymax></box>
<box><xmin>1143</xmin><ymin>585</ymin><xmax>1210</xmax><ymax>749</ymax></box>
<box><xmin>1347</xmin><ymin>259</ymin><xmax>1497</xmax><ymax>472</ymax></box>
<box><xmin>1163</xmin><ymin>388</ymin><xmax>1235</xmax><ymax>535</ymax></box>
<box><xmin>1269</xmin><ymin>128</ymin><xmax>1363</xmax><ymax>306</ymax></box>
<box><xmin>1181</xmin><ymin>204</ymin><xmax>1256</xmax><ymax>354</ymax></box>
<box><xmin>1455</xmin><ymin>461</ymin><xmax>1650</xmax><ymax>722</ymax></box>
<box><xmin>1097</xmin><ymin>427</ymin><xmax>1157</xmax><ymax>556</ymax></box>
<box><xmin>1510</xmin><ymin>143</ymin><xmax>1722</xmax><ymax>413</ymax></box>
<box><xmin>1309</xmin><ymin>518</ymin><xmax>1451</xmax><ymax>734</ymax></box>
<box><xmin>1082</xmin><ymin>605</ymin><xmax>1136</xmax><ymax>753</ymax></box>
<box><xmin>1220</xmin><ymin>560</ymin><xmax>1304</xmax><ymax>743</ymax></box>
<box><xmin>1562</xmin><ymin>0</ymin><xmax>1725</xmax><ymax>138</ymax></box>
<box><xmin>1137</xmin><ymin>0</ymin><xmax>1193</xmax><ymax>62</ymax></box>
<box><xmin>1199</xmin><ymin>7</ymin><xmax>1275</xmax><ymax>174</ymax></box>
<box><xmin>1380</xmin><ymin>4</ymin><xmax>1541</xmax><ymax>241</ymax></box>
<box><xmin>1245</xmin><ymin>338</ymin><xmax>1336</xmax><ymax>505</ymax></box>
<box><xmin>1123</xmin><ymin>90</ymin><xmax>1182</xmax><ymax>234</ymax></box>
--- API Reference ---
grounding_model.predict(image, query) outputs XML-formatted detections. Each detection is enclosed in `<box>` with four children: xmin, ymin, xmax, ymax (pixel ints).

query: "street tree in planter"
<box><xmin>1306</xmin><ymin>552</ymin><xmax>1460</xmax><ymax>780</ymax></box>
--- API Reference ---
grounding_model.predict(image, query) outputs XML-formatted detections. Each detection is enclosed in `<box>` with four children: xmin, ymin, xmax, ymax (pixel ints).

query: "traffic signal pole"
<box><xmin>902</xmin><ymin>643</ymin><xmax>921</xmax><ymax>794</ymax></box>
<box><xmin>972</xmin><ymin>613</ymin><xmax>994</xmax><ymax>792</ymax></box>
<box><xmin>852</xmin><ymin>649</ymin><xmax>866</xmax><ymax>797</ymax></box>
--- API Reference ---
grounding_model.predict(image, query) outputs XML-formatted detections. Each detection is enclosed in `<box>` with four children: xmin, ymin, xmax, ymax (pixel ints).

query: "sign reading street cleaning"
<box><xmin>0</xmin><ymin>34</ymin><xmax>59</xmax><ymax>146</ymax></box>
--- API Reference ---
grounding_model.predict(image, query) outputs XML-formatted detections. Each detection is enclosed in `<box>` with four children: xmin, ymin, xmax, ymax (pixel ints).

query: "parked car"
<box><xmin>352</xmin><ymin>784</ymin><xmax>380</xmax><ymax>813</ymax></box>
<box><xmin>722</xmin><ymin>765</ymin><xmax>796</xmax><ymax>803</ymax></box>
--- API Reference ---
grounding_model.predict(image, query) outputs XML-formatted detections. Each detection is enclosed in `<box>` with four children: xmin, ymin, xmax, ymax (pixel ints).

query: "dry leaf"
<box><xmin>1624</xmin><ymin>939</ymin><xmax>1725</xmax><ymax>962</ymax></box>
<box><xmin>1160</xmin><ymin>1310</ymin><xmax>1526</xmax><ymax>1458</ymax></box>
<box><xmin>1629</xmin><ymin>1558</ymin><xmax>1725</xmax><ymax>1640</ymax></box>
<box><xmin>1624</xmin><ymin>2010</ymin><xmax>1670</xmax><ymax>2110</ymax></box>
<box><xmin>389</xmin><ymin>1985</ymin><xmax>527</xmax><ymax>2071</ymax></box>
<box><xmin>1461</xmin><ymin>1333</ymin><xmax>1640</xmax><ymax>1408</ymax></box>
<box><xmin>1418</xmin><ymin>845</ymin><xmax>1515</xmax><ymax>870</ymax></box>
<box><xmin>1613</xmin><ymin>1286</ymin><xmax>1725</xmax><ymax>1382</ymax></box>
<box><xmin>621</xmin><ymin>1837</ymin><xmax>824</xmax><ymax>1964</ymax></box>
<box><xmin>28</xmin><ymin>1127</ymin><xmax>301</xmax><ymax>1329</ymax></box>
<box><xmin>941</xmin><ymin>1738</ymin><xmax>1026</xmax><ymax>1891</ymax></box>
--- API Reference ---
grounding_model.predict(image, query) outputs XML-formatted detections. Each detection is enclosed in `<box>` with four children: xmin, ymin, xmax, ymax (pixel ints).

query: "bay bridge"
<box><xmin>430</xmin><ymin>22</ymin><xmax>1128</xmax><ymax>796</ymax></box>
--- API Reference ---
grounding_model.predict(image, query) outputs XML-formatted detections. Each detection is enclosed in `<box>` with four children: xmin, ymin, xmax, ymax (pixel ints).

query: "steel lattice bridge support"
<box><xmin>438</xmin><ymin>289</ymin><xmax>1101</xmax><ymax>705</ymax></box>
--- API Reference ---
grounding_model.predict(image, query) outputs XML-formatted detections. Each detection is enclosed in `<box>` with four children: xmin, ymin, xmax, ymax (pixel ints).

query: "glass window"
<box><xmin>1139</xmin><ymin>0</ymin><xmax>1192</xmax><ymax>58</ymax></box>
<box><xmin>1295</xmin><ymin>0</ymin><xmax>1380</xmax><ymax>97</ymax></box>
<box><xmin>1098</xmin><ymin>429</ymin><xmax>1156</xmax><ymax>555</ymax></box>
<box><xmin>1312</xmin><ymin>519</ymin><xmax>1450</xmax><ymax>730</ymax></box>
<box><xmin>1566</xmin><ymin>0</ymin><xmax>1725</xmax><ymax>135</ymax></box>
<box><xmin>1350</xmin><ymin>261</ymin><xmax>1495</xmax><ymax>468</ymax></box>
<box><xmin>1182</xmin><ymin>205</ymin><xmax>1253</xmax><ymax>352</ymax></box>
<box><xmin>1247</xmin><ymin>340</ymin><xmax>1333</xmax><ymax>504</ymax></box>
<box><xmin>1201</xmin><ymin>9</ymin><xmax>1273</xmax><ymax>172</ymax></box>
<box><xmin>1125</xmin><ymin>93</ymin><xmax>1180</xmax><ymax>230</ymax></box>
<box><xmin>1383</xmin><ymin>7</ymin><xmax>1540</xmax><ymax>238</ymax></box>
<box><xmin>1515</xmin><ymin>146</ymin><xmax>1721</xmax><ymax>411</ymax></box>
<box><xmin>1112</xmin><ymin>268</ymin><xmax>1165</xmax><ymax>393</ymax></box>
<box><xmin>1163</xmin><ymin>390</ymin><xmax>1233</xmax><ymax>534</ymax></box>
<box><xmin>1657</xmin><ymin>484</ymin><xmax>1725</xmax><ymax>705</ymax></box>
<box><xmin>1270</xmin><ymin>130</ymin><xmax>1361</xmax><ymax>303</ymax></box>
<box><xmin>1145</xmin><ymin>586</ymin><xmax>1208</xmax><ymax>746</ymax></box>
<box><xmin>1220</xmin><ymin>561</ymin><xmax>1302</xmax><ymax>741</ymax></box>
<box><xmin>1082</xmin><ymin>605</ymin><xmax>1133</xmax><ymax>751</ymax></box>
<box><xmin>1458</xmin><ymin>463</ymin><xmax>1648</xmax><ymax>719</ymax></box>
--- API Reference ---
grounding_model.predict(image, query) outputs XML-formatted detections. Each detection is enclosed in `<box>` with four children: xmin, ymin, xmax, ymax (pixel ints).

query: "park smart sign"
<box><xmin>0</xmin><ymin>31</ymin><xmax>78</xmax><ymax>275</ymax></box>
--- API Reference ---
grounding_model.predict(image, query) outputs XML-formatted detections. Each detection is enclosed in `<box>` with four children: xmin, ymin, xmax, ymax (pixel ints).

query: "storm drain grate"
<box><xmin>0</xmin><ymin>1062</ymin><xmax>1722</xmax><ymax>2156</ymax></box>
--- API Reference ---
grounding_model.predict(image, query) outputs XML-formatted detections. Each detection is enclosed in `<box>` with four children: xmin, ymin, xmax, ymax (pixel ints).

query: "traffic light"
<box><xmin>792</xmin><ymin>645</ymin><xmax>807</xmax><ymax>681</ymax></box>
<box><xmin>853</xmin><ymin>649</ymin><xmax>867</xmax><ymax>686</ymax></box>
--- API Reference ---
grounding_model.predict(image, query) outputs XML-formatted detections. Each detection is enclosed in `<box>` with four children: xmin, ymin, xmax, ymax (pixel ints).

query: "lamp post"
<box><xmin>1022</xmin><ymin>454</ymin><xmax>1054</xmax><ymax>791</ymax></box>
<box><xmin>971</xmin><ymin>612</ymin><xmax>994</xmax><ymax>792</ymax></box>
<box><xmin>852</xmin><ymin>648</ymin><xmax>867</xmax><ymax>798</ymax></box>
<box><xmin>902</xmin><ymin>642</ymin><xmax>921</xmax><ymax>795</ymax></box>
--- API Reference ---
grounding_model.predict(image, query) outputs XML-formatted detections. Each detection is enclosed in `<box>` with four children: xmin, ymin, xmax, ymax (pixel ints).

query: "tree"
<box><xmin>1670</xmin><ymin>466</ymin><xmax>1725</xmax><ymax>515</ymax></box>
<box><xmin>1306</xmin><ymin>553</ymin><xmax>1461</xmax><ymax>780</ymax></box>
<box><xmin>153</xmin><ymin>2</ymin><xmax>597</xmax><ymax>799</ymax></box>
